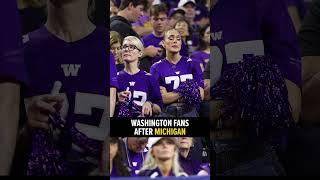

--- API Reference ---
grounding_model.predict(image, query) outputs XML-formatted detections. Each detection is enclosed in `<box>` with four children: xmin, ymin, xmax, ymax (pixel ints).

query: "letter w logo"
<box><xmin>211</xmin><ymin>31</ymin><xmax>223</xmax><ymax>41</ymax></box>
<box><xmin>129</xmin><ymin>82</ymin><xmax>136</xmax><ymax>86</ymax></box>
<box><xmin>61</xmin><ymin>64</ymin><xmax>81</xmax><ymax>77</ymax></box>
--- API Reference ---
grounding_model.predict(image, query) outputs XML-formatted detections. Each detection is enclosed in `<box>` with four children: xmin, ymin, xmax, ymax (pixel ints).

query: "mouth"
<box><xmin>123</xmin><ymin>53</ymin><xmax>130</xmax><ymax>58</ymax></box>
<box><xmin>172</xmin><ymin>45</ymin><xmax>179</xmax><ymax>49</ymax></box>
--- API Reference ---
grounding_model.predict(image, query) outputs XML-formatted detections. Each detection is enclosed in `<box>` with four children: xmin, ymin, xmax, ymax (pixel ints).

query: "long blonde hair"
<box><xmin>138</xmin><ymin>146</ymin><xmax>188</xmax><ymax>177</ymax></box>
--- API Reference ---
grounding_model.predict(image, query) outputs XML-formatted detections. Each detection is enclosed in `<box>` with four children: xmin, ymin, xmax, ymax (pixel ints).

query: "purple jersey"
<box><xmin>0</xmin><ymin>0</ymin><xmax>27</xmax><ymax>83</ymax></box>
<box><xmin>110</xmin><ymin>53</ymin><xmax>118</xmax><ymax>89</ymax></box>
<box><xmin>190</xmin><ymin>50</ymin><xmax>210</xmax><ymax>68</ymax></box>
<box><xmin>210</xmin><ymin>0</ymin><xmax>301</xmax><ymax>86</ymax></box>
<box><xmin>116</xmin><ymin>70</ymin><xmax>163</xmax><ymax>115</ymax></box>
<box><xmin>142</xmin><ymin>33</ymin><xmax>164</xmax><ymax>64</ymax></box>
<box><xmin>24</xmin><ymin>26</ymin><xmax>107</xmax><ymax>168</ymax></box>
<box><xmin>150</xmin><ymin>56</ymin><xmax>204</xmax><ymax>93</ymax></box>
<box><xmin>127</xmin><ymin>150</ymin><xmax>147</xmax><ymax>176</ymax></box>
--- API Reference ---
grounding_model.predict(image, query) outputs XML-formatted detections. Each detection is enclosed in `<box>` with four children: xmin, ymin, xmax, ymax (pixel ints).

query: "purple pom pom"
<box><xmin>27</xmin><ymin>112</ymin><xmax>101</xmax><ymax>175</ymax></box>
<box><xmin>174</xmin><ymin>79</ymin><xmax>202</xmax><ymax>109</ymax></box>
<box><xmin>26</xmin><ymin>113</ymin><xmax>70</xmax><ymax>176</ymax></box>
<box><xmin>212</xmin><ymin>55</ymin><xmax>294</xmax><ymax>149</ymax></box>
<box><xmin>118</xmin><ymin>99</ymin><xmax>142</xmax><ymax>117</ymax></box>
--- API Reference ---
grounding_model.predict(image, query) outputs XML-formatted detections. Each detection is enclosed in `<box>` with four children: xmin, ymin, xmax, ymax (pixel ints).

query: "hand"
<box><xmin>145</xmin><ymin>45</ymin><xmax>162</xmax><ymax>57</ymax></box>
<box><xmin>26</xmin><ymin>94</ymin><xmax>64</xmax><ymax>130</ymax></box>
<box><xmin>142</xmin><ymin>101</ymin><xmax>152</xmax><ymax>117</ymax></box>
<box><xmin>197</xmin><ymin>170</ymin><xmax>209</xmax><ymax>176</ymax></box>
<box><xmin>118</xmin><ymin>91</ymin><xmax>131</xmax><ymax>103</ymax></box>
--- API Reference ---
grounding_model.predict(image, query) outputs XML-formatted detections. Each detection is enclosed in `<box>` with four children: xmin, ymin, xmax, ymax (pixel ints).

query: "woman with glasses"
<box><xmin>150</xmin><ymin>28</ymin><xmax>204</xmax><ymax>117</ymax></box>
<box><xmin>116</xmin><ymin>36</ymin><xmax>163</xmax><ymax>117</ymax></box>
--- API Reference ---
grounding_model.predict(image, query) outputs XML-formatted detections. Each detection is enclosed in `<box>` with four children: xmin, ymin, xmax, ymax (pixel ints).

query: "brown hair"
<box><xmin>150</xmin><ymin>3</ymin><xmax>168</xmax><ymax>17</ymax></box>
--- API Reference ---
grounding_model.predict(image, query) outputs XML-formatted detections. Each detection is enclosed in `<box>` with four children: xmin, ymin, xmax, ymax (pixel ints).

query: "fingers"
<box><xmin>27</xmin><ymin>108</ymin><xmax>50</xmax><ymax>129</ymax></box>
<box><xmin>34</xmin><ymin>98</ymin><xmax>56</xmax><ymax>113</ymax></box>
<box><xmin>142</xmin><ymin>102</ymin><xmax>152</xmax><ymax>117</ymax></box>
<box><xmin>27</xmin><ymin>94</ymin><xmax>64</xmax><ymax>130</ymax></box>
<box><xmin>118</xmin><ymin>91</ymin><xmax>131</xmax><ymax>102</ymax></box>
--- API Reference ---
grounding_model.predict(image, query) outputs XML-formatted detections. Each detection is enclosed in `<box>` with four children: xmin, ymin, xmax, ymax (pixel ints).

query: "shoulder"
<box><xmin>23</xmin><ymin>26</ymin><xmax>48</xmax><ymax>47</ymax></box>
<box><xmin>137</xmin><ymin>168</ymin><xmax>159</xmax><ymax>177</ymax></box>
<box><xmin>191</xmin><ymin>50</ymin><xmax>203</xmax><ymax>57</ymax></box>
<box><xmin>151</xmin><ymin>59</ymin><xmax>165</xmax><ymax>70</ymax></box>
<box><xmin>142</xmin><ymin>33</ymin><xmax>154</xmax><ymax>40</ymax></box>
<box><xmin>117</xmin><ymin>70</ymin><xmax>126</xmax><ymax>77</ymax></box>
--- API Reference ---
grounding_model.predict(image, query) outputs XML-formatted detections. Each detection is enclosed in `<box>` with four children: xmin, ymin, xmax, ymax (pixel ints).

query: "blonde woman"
<box><xmin>117</xmin><ymin>36</ymin><xmax>162</xmax><ymax>117</ymax></box>
<box><xmin>110</xmin><ymin>31</ymin><xmax>124</xmax><ymax>71</ymax></box>
<box><xmin>138</xmin><ymin>137</ymin><xmax>188</xmax><ymax>177</ymax></box>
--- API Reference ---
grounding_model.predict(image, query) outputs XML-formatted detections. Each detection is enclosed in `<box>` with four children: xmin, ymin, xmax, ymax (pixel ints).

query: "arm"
<box><xmin>199</xmin><ymin>87</ymin><xmax>204</xmax><ymax>101</ymax></box>
<box><xmin>285</xmin><ymin>79</ymin><xmax>301</xmax><ymax>123</ymax></box>
<box><xmin>160</xmin><ymin>86</ymin><xmax>180</xmax><ymax>105</ymax></box>
<box><xmin>204</xmin><ymin>79</ymin><xmax>211</xmax><ymax>101</ymax></box>
<box><xmin>110</xmin><ymin>87</ymin><xmax>117</xmax><ymax>117</ymax></box>
<box><xmin>0</xmin><ymin>82</ymin><xmax>20</xmax><ymax>175</ymax></box>
<box><xmin>299</xmin><ymin>0</ymin><xmax>320</xmax><ymax>124</ymax></box>
<box><xmin>288</xmin><ymin>5</ymin><xmax>302</xmax><ymax>33</ymax></box>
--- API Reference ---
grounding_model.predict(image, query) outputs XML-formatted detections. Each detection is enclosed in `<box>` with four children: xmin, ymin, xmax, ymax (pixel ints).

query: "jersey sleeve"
<box><xmin>0</xmin><ymin>0</ymin><xmax>28</xmax><ymax>83</ymax></box>
<box><xmin>150</xmin><ymin>64</ymin><xmax>163</xmax><ymax>87</ymax></box>
<box><xmin>192</xmin><ymin>60</ymin><xmax>204</xmax><ymax>88</ymax></box>
<box><xmin>148</xmin><ymin>75</ymin><xmax>164</xmax><ymax>110</ymax></box>
<box><xmin>109</xmin><ymin>53</ymin><xmax>118</xmax><ymax>88</ymax></box>
<box><xmin>259</xmin><ymin>0</ymin><xmax>302</xmax><ymax>86</ymax></box>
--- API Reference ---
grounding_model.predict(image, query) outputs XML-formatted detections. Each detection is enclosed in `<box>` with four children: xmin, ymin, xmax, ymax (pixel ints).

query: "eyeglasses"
<box><xmin>122</xmin><ymin>44</ymin><xmax>140</xmax><ymax>51</ymax></box>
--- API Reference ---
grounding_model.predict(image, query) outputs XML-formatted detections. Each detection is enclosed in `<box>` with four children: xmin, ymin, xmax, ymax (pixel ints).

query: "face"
<box><xmin>163</xmin><ymin>29</ymin><xmax>182</xmax><ymax>53</ymax></box>
<box><xmin>110</xmin><ymin>0</ymin><xmax>118</xmax><ymax>17</ymax></box>
<box><xmin>130</xmin><ymin>4</ymin><xmax>144</xmax><ymax>22</ymax></box>
<box><xmin>152</xmin><ymin>139</ymin><xmax>176</xmax><ymax>161</ymax></box>
<box><xmin>177</xmin><ymin>137</ymin><xmax>193</xmax><ymax>149</ymax></box>
<box><xmin>121</xmin><ymin>40</ymin><xmax>141</xmax><ymax>63</ymax></box>
<box><xmin>183</xmin><ymin>3</ymin><xmax>196</xmax><ymax>20</ymax></box>
<box><xmin>151</xmin><ymin>13</ymin><xmax>168</xmax><ymax>34</ymax></box>
<box><xmin>111</xmin><ymin>42</ymin><xmax>122</xmax><ymax>62</ymax></box>
<box><xmin>110</xmin><ymin>143</ymin><xmax>118</xmax><ymax>161</ymax></box>
<box><xmin>168</xmin><ymin>12</ymin><xmax>184</xmax><ymax>29</ymax></box>
<box><xmin>175</xmin><ymin>21</ymin><xmax>189</xmax><ymax>37</ymax></box>
<box><xmin>203</xmin><ymin>26</ymin><xmax>210</xmax><ymax>44</ymax></box>
<box><xmin>127</xmin><ymin>137</ymin><xmax>148</xmax><ymax>153</ymax></box>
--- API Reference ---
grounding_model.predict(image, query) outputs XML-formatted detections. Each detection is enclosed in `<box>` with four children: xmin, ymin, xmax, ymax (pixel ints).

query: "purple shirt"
<box><xmin>179</xmin><ymin>154</ymin><xmax>202</xmax><ymax>175</ymax></box>
<box><xmin>24</xmin><ymin>26</ymin><xmax>107</xmax><ymax>163</ymax></box>
<box><xmin>191</xmin><ymin>50</ymin><xmax>210</xmax><ymax>68</ymax></box>
<box><xmin>127</xmin><ymin>149</ymin><xmax>147</xmax><ymax>176</ymax></box>
<box><xmin>110</xmin><ymin>53</ymin><xmax>118</xmax><ymax>89</ymax></box>
<box><xmin>210</xmin><ymin>0</ymin><xmax>301</xmax><ymax>86</ymax></box>
<box><xmin>142</xmin><ymin>33</ymin><xmax>163</xmax><ymax>64</ymax></box>
<box><xmin>117</xmin><ymin>70</ymin><xmax>163</xmax><ymax>114</ymax></box>
<box><xmin>0</xmin><ymin>0</ymin><xmax>27</xmax><ymax>83</ymax></box>
<box><xmin>150</xmin><ymin>56</ymin><xmax>204</xmax><ymax>93</ymax></box>
<box><xmin>110</xmin><ymin>165</ymin><xmax>118</xmax><ymax>177</ymax></box>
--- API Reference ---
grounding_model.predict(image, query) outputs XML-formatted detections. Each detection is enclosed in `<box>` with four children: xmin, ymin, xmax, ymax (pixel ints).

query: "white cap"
<box><xmin>178</xmin><ymin>0</ymin><xmax>196</xmax><ymax>8</ymax></box>
<box><xmin>147</xmin><ymin>137</ymin><xmax>177</xmax><ymax>149</ymax></box>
